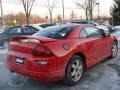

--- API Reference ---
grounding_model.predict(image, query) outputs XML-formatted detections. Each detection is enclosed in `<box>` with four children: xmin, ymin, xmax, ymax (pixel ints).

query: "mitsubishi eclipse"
<box><xmin>5</xmin><ymin>24</ymin><xmax>118</xmax><ymax>85</ymax></box>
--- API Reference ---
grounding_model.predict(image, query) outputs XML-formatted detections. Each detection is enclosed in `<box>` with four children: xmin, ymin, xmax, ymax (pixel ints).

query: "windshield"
<box><xmin>33</xmin><ymin>25</ymin><xmax>75</xmax><ymax>39</ymax></box>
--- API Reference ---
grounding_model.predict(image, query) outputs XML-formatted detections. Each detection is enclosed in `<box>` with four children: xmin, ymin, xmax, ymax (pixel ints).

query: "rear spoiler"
<box><xmin>10</xmin><ymin>36</ymin><xmax>56</xmax><ymax>43</ymax></box>
<box><xmin>10</xmin><ymin>36</ymin><xmax>41</xmax><ymax>43</ymax></box>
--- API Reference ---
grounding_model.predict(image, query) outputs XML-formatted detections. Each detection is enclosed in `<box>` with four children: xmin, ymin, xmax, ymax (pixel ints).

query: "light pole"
<box><xmin>0</xmin><ymin>0</ymin><xmax>4</xmax><ymax>26</ymax></box>
<box><xmin>96</xmin><ymin>2</ymin><xmax>100</xmax><ymax>22</ymax></box>
<box><xmin>62</xmin><ymin>0</ymin><xmax>65</xmax><ymax>21</ymax></box>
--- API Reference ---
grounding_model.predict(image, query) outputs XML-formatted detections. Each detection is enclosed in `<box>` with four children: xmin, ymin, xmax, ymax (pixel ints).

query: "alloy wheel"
<box><xmin>69</xmin><ymin>59</ymin><xmax>83</xmax><ymax>82</ymax></box>
<box><xmin>112</xmin><ymin>42</ymin><xmax>118</xmax><ymax>57</ymax></box>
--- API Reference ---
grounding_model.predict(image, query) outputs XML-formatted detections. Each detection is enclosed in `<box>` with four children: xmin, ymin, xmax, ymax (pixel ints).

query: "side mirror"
<box><xmin>100</xmin><ymin>29</ymin><xmax>110</xmax><ymax>37</ymax></box>
<box><xmin>96</xmin><ymin>25</ymin><xmax>110</xmax><ymax>37</ymax></box>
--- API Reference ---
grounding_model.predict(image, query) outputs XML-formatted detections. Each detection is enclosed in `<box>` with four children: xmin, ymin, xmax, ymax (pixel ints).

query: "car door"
<box><xmin>22</xmin><ymin>26</ymin><xmax>38</xmax><ymax>35</ymax></box>
<box><xmin>84</xmin><ymin>26</ymin><xmax>111</xmax><ymax>62</ymax></box>
<box><xmin>80</xmin><ymin>28</ymin><xmax>96</xmax><ymax>65</ymax></box>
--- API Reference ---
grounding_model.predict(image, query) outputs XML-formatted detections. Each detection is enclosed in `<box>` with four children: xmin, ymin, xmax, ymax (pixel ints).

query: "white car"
<box><xmin>96</xmin><ymin>25</ymin><xmax>110</xmax><ymax>36</ymax></box>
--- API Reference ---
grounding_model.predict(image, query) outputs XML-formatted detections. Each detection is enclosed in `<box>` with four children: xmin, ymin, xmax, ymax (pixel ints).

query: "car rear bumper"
<box><xmin>7</xmin><ymin>64</ymin><xmax>64</xmax><ymax>81</ymax></box>
<box><xmin>5</xmin><ymin>52</ymin><xmax>65</xmax><ymax>81</ymax></box>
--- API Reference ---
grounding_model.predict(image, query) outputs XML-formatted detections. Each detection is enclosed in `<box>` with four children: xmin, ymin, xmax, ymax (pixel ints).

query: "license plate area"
<box><xmin>16</xmin><ymin>57</ymin><xmax>25</xmax><ymax>65</ymax></box>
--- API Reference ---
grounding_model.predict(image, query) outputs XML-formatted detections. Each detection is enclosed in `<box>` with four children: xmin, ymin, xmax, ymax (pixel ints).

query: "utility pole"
<box><xmin>62</xmin><ymin>0</ymin><xmax>64</xmax><ymax>21</ymax></box>
<box><xmin>0</xmin><ymin>0</ymin><xmax>4</xmax><ymax>26</ymax></box>
<box><xmin>96</xmin><ymin>2</ymin><xmax>100</xmax><ymax>22</ymax></box>
<box><xmin>89</xmin><ymin>0</ymin><xmax>93</xmax><ymax>20</ymax></box>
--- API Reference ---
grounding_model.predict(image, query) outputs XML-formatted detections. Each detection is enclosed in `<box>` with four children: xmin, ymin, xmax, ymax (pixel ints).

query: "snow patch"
<box><xmin>0</xmin><ymin>61</ymin><xmax>3</xmax><ymax>65</ymax></box>
<box><xmin>0</xmin><ymin>49</ymin><xmax>8</xmax><ymax>54</ymax></box>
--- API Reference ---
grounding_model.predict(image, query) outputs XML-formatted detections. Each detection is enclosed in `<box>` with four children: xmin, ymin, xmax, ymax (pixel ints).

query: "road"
<box><xmin>0</xmin><ymin>47</ymin><xmax>120</xmax><ymax>90</ymax></box>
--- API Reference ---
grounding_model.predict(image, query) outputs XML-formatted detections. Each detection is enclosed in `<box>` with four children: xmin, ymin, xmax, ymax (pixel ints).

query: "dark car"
<box><xmin>0</xmin><ymin>25</ymin><xmax>41</xmax><ymax>48</ymax></box>
<box><xmin>39</xmin><ymin>23</ymin><xmax>56</xmax><ymax>28</ymax></box>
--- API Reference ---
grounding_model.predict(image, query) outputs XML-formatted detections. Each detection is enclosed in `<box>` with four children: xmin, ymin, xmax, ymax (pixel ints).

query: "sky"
<box><xmin>2</xmin><ymin>0</ymin><xmax>113</xmax><ymax>19</ymax></box>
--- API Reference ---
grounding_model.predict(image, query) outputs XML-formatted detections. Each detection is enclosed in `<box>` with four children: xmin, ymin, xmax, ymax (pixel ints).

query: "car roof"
<box><xmin>43</xmin><ymin>24</ymin><xmax>92</xmax><ymax>30</ymax></box>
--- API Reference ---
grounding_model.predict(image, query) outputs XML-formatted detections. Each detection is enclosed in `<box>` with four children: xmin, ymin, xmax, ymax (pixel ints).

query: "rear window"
<box><xmin>33</xmin><ymin>26</ymin><xmax>75</xmax><ymax>39</ymax></box>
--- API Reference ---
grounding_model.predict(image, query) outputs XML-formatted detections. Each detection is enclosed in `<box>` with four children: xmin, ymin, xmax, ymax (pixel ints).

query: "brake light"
<box><xmin>32</xmin><ymin>45</ymin><xmax>53</xmax><ymax>57</ymax></box>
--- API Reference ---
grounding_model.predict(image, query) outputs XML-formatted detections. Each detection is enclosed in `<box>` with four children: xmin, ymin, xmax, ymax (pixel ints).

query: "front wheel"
<box><xmin>63</xmin><ymin>55</ymin><xmax>84</xmax><ymax>85</ymax></box>
<box><xmin>111</xmin><ymin>41</ymin><xmax>118</xmax><ymax>58</ymax></box>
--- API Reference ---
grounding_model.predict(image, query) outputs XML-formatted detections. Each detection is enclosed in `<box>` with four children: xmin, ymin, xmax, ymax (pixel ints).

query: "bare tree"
<box><xmin>76</xmin><ymin>0</ymin><xmax>96</xmax><ymax>20</ymax></box>
<box><xmin>22</xmin><ymin>0</ymin><xmax>35</xmax><ymax>25</ymax></box>
<box><xmin>45</xmin><ymin>0</ymin><xmax>57</xmax><ymax>23</ymax></box>
<box><xmin>88</xmin><ymin>0</ymin><xmax>96</xmax><ymax>20</ymax></box>
<box><xmin>76</xmin><ymin>0</ymin><xmax>89</xmax><ymax>20</ymax></box>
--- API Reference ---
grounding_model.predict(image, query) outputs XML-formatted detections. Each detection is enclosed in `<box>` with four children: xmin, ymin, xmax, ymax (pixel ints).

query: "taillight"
<box><xmin>32</xmin><ymin>45</ymin><xmax>53</xmax><ymax>57</ymax></box>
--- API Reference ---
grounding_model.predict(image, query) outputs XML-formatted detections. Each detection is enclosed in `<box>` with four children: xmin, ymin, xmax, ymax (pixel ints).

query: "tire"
<box><xmin>63</xmin><ymin>55</ymin><xmax>84</xmax><ymax>85</ymax></box>
<box><xmin>111</xmin><ymin>41</ymin><xmax>118</xmax><ymax>58</ymax></box>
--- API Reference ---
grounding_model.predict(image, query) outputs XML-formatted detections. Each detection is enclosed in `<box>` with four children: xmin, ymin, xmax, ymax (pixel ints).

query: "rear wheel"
<box><xmin>111</xmin><ymin>41</ymin><xmax>118</xmax><ymax>58</ymax></box>
<box><xmin>64</xmin><ymin>55</ymin><xmax>84</xmax><ymax>85</ymax></box>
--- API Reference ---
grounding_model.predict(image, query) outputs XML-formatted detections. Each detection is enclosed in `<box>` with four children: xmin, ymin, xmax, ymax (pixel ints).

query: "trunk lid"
<box><xmin>9</xmin><ymin>36</ymin><xmax>56</xmax><ymax>54</ymax></box>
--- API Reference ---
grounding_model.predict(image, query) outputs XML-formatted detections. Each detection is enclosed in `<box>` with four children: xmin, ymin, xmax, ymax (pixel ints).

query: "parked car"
<box><xmin>96</xmin><ymin>25</ymin><xmax>120</xmax><ymax>47</ymax></box>
<box><xmin>114</xmin><ymin>26</ymin><xmax>120</xmax><ymax>30</ymax></box>
<box><xmin>96</xmin><ymin>25</ymin><xmax>118</xmax><ymax>34</ymax></box>
<box><xmin>71</xmin><ymin>20</ymin><xmax>99</xmax><ymax>26</ymax></box>
<box><xmin>0</xmin><ymin>25</ymin><xmax>41</xmax><ymax>48</ymax></box>
<box><xmin>6</xmin><ymin>24</ymin><xmax>118</xmax><ymax>85</ymax></box>
<box><xmin>110</xmin><ymin>26</ymin><xmax>120</xmax><ymax>41</ymax></box>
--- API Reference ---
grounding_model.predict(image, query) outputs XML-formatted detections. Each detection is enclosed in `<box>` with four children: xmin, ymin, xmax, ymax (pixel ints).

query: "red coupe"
<box><xmin>6</xmin><ymin>24</ymin><xmax>118</xmax><ymax>85</ymax></box>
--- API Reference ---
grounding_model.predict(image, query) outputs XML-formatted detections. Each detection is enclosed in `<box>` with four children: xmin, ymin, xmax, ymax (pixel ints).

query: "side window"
<box><xmin>84</xmin><ymin>27</ymin><xmax>103</xmax><ymax>38</ymax></box>
<box><xmin>22</xmin><ymin>27</ymin><xmax>36</xmax><ymax>34</ymax></box>
<box><xmin>80</xmin><ymin>29</ymin><xmax>88</xmax><ymax>38</ymax></box>
<box><xmin>8</xmin><ymin>27</ymin><xmax>21</xmax><ymax>33</ymax></box>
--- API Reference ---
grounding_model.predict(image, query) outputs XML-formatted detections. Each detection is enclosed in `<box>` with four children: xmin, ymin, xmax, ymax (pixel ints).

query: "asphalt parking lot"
<box><xmin>0</xmin><ymin>46</ymin><xmax>120</xmax><ymax>90</ymax></box>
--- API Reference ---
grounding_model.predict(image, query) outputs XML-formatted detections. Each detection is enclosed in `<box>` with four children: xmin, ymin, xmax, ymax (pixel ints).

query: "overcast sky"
<box><xmin>2</xmin><ymin>0</ymin><xmax>113</xmax><ymax>19</ymax></box>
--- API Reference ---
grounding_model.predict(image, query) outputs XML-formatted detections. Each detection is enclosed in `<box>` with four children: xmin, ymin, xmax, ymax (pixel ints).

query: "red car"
<box><xmin>6</xmin><ymin>24</ymin><xmax>118</xmax><ymax>85</ymax></box>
